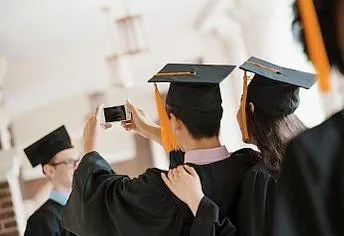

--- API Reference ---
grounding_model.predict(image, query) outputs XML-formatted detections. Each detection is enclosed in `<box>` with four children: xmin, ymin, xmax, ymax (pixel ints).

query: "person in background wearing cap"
<box><xmin>23</xmin><ymin>126</ymin><xmax>79</xmax><ymax>236</ymax></box>
<box><xmin>126</xmin><ymin>58</ymin><xmax>315</xmax><ymax>236</ymax></box>
<box><xmin>62</xmin><ymin>63</ymin><xmax>274</xmax><ymax>236</ymax></box>
<box><xmin>272</xmin><ymin>0</ymin><xmax>344</xmax><ymax>235</ymax></box>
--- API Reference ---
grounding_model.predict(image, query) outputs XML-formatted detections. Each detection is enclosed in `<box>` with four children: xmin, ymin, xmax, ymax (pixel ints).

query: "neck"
<box><xmin>52</xmin><ymin>185</ymin><xmax>71</xmax><ymax>195</ymax></box>
<box><xmin>183</xmin><ymin>136</ymin><xmax>221</xmax><ymax>152</ymax></box>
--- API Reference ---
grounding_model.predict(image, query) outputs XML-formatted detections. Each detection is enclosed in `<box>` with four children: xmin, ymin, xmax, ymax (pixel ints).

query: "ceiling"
<box><xmin>0</xmin><ymin>0</ymin><xmax>210</xmax><ymax>118</ymax></box>
<box><xmin>0</xmin><ymin>0</ymin><xmax>207</xmax><ymax>59</ymax></box>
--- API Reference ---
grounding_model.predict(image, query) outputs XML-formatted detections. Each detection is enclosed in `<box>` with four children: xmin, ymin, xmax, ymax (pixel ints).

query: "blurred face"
<box><xmin>44</xmin><ymin>148</ymin><xmax>80</xmax><ymax>190</ymax></box>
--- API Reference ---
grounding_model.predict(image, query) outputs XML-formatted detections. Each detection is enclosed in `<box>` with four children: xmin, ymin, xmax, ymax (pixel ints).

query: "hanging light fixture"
<box><xmin>101</xmin><ymin>2</ymin><xmax>147</xmax><ymax>88</ymax></box>
<box><xmin>116</xmin><ymin>14</ymin><xmax>147</xmax><ymax>55</ymax></box>
<box><xmin>101</xmin><ymin>1</ymin><xmax>147</xmax><ymax>56</ymax></box>
<box><xmin>115</xmin><ymin>0</ymin><xmax>147</xmax><ymax>55</ymax></box>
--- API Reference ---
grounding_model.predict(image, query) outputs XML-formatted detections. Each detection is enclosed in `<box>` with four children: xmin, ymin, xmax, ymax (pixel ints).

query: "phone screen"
<box><xmin>104</xmin><ymin>105</ymin><xmax>127</xmax><ymax>122</ymax></box>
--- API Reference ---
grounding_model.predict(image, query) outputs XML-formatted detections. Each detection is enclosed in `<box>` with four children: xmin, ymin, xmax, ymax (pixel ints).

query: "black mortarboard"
<box><xmin>240</xmin><ymin>56</ymin><xmax>316</xmax><ymax>117</ymax></box>
<box><xmin>148</xmin><ymin>63</ymin><xmax>236</xmax><ymax>152</ymax></box>
<box><xmin>149</xmin><ymin>63</ymin><xmax>236</xmax><ymax>112</ymax></box>
<box><xmin>24</xmin><ymin>125</ymin><xmax>73</xmax><ymax>167</ymax></box>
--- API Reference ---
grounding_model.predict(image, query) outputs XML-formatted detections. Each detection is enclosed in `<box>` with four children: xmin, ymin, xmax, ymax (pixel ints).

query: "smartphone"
<box><xmin>104</xmin><ymin>105</ymin><xmax>131</xmax><ymax>122</ymax></box>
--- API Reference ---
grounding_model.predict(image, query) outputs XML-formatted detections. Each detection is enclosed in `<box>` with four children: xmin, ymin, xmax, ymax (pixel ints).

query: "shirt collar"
<box><xmin>49</xmin><ymin>189</ymin><xmax>69</xmax><ymax>206</ymax></box>
<box><xmin>184</xmin><ymin>146</ymin><xmax>230</xmax><ymax>165</ymax></box>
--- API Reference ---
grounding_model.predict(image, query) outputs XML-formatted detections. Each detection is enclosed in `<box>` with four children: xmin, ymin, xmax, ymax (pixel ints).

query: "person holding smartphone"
<box><xmin>62</xmin><ymin>64</ymin><xmax>264</xmax><ymax>236</ymax></box>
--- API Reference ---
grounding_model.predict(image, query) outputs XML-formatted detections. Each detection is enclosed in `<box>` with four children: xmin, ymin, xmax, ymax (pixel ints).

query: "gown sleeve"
<box><xmin>62</xmin><ymin>151</ymin><xmax>191</xmax><ymax>236</ymax></box>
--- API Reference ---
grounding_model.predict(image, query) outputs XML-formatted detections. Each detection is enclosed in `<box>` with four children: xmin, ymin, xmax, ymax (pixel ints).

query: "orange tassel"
<box><xmin>154</xmin><ymin>83</ymin><xmax>180</xmax><ymax>152</ymax></box>
<box><xmin>241</xmin><ymin>72</ymin><xmax>250</xmax><ymax>142</ymax></box>
<box><xmin>298</xmin><ymin>0</ymin><xmax>331</xmax><ymax>92</ymax></box>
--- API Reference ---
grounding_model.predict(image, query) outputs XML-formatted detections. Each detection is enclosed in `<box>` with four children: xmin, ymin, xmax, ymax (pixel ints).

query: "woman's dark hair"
<box><xmin>246</xmin><ymin>104</ymin><xmax>307</xmax><ymax>172</ymax></box>
<box><xmin>292</xmin><ymin>0</ymin><xmax>344</xmax><ymax>74</ymax></box>
<box><xmin>166</xmin><ymin>105</ymin><xmax>222</xmax><ymax>139</ymax></box>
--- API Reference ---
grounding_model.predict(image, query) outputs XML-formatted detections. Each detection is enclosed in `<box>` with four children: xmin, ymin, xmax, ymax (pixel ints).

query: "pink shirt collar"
<box><xmin>184</xmin><ymin>146</ymin><xmax>230</xmax><ymax>165</ymax></box>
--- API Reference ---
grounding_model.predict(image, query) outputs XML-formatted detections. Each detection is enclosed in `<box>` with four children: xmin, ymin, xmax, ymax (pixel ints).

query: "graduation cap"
<box><xmin>239</xmin><ymin>57</ymin><xmax>316</xmax><ymax>141</ymax></box>
<box><xmin>297</xmin><ymin>0</ymin><xmax>331</xmax><ymax>92</ymax></box>
<box><xmin>148</xmin><ymin>63</ymin><xmax>236</xmax><ymax>152</ymax></box>
<box><xmin>24</xmin><ymin>125</ymin><xmax>73</xmax><ymax>167</ymax></box>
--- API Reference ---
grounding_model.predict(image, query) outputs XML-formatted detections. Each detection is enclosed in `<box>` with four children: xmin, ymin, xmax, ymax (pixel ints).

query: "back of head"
<box><xmin>166</xmin><ymin>83</ymin><xmax>223</xmax><ymax>139</ymax></box>
<box><xmin>166</xmin><ymin>106</ymin><xmax>223</xmax><ymax>139</ymax></box>
<box><xmin>247</xmin><ymin>76</ymin><xmax>301</xmax><ymax>117</ymax></box>
<box><xmin>246</xmin><ymin>101</ymin><xmax>307</xmax><ymax>172</ymax></box>
<box><xmin>149</xmin><ymin>63</ymin><xmax>235</xmax><ymax>150</ymax></box>
<box><xmin>246</xmin><ymin>75</ymin><xmax>308</xmax><ymax>172</ymax></box>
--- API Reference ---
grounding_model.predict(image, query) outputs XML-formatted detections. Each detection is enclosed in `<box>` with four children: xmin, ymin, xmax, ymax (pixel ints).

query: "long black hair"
<box><xmin>246</xmin><ymin>104</ymin><xmax>307</xmax><ymax>172</ymax></box>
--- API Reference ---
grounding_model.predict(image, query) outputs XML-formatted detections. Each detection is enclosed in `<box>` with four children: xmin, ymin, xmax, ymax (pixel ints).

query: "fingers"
<box><xmin>184</xmin><ymin>165</ymin><xmax>198</xmax><ymax>177</ymax></box>
<box><xmin>121</xmin><ymin>120</ymin><xmax>131</xmax><ymax>127</ymax></box>
<box><xmin>162</xmin><ymin>166</ymin><xmax>192</xmax><ymax>191</ymax></box>
<box><xmin>167</xmin><ymin>166</ymin><xmax>186</xmax><ymax>181</ymax></box>
<box><xmin>126</xmin><ymin>99</ymin><xmax>146</xmax><ymax>121</ymax></box>
<box><xmin>87</xmin><ymin>114</ymin><xmax>94</xmax><ymax>120</ymax></box>
<box><xmin>101</xmin><ymin>122</ymin><xmax>112</xmax><ymax>129</ymax></box>
<box><xmin>161</xmin><ymin>172</ymin><xmax>172</xmax><ymax>188</ymax></box>
<box><xmin>168</xmin><ymin>168</ymin><xmax>180</xmax><ymax>183</ymax></box>
<box><xmin>121</xmin><ymin>121</ymin><xmax>127</xmax><ymax>127</ymax></box>
<box><xmin>121</xmin><ymin>121</ymin><xmax>133</xmax><ymax>131</ymax></box>
<box><xmin>137</xmin><ymin>108</ymin><xmax>145</xmax><ymax>116</ymax></box>
<box><xmin>85</xmin><ymin>105</ymin><xmax>103</xmax><ymax>128</ymax></box>
<box><xmin>84</xmin><ymin>115</ymin><xmax>92</xmax><ymax>131</ymax></box>
<box><xmin>177</xmin><ymin>165</ymin><xmax>186</xmax><ymax>176</ymax></box>
<box><xmin>168</xmin><ymin>169</ymin><xmax>175</xmax><ymax>182</ymax></box>
<box><xmin>82</xmin><ymin>123</ymin><xmax>88</xmax><ymax>137</ymax></box>
<box><xmin>95</xmin><ymin>104</ymin><xmax>104</xmax><ymax>121</ymax></box>
<box><xmin>126</xmin><ymin>99</ymin><xmax>137</xmax><ymax>116</ymax></box>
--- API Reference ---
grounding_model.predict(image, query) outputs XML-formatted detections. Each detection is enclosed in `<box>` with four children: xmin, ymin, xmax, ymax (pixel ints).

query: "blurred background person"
<box><xmin>273</xmin><ymin>0</ymin><xmax>344</xmax><ymax>235</ymax></box>
<box><xmin>23</xmin><ymin>126</ymin><xmax>79</xmax><ymax>236</ymax></box>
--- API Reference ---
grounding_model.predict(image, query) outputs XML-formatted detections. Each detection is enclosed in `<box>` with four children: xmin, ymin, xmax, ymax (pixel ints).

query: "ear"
<box><xmin>43</xmin><ymin>164</ymin><xmax>55</xmax><ymax>179</ymax></box>
<box><xmin>248</xmin><ymin>102</ymin><xmax>255</xmax><ymax>113</ymax></box>
<box><xmin>170</xmin><ymin>113</ymin><xmax>183</xmax><ymax>131</ymax></box>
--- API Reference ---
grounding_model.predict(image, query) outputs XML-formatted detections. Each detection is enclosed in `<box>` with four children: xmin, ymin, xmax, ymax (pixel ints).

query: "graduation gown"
<box><xmin>62</xmin><ymin>148</ymin><xmax>260</xmax><ymax>236</ymax></box>
<box><xmin>273</xmin><ymin>110</ymin><xmax>344</xmax><ymax>236</ymax></box>
<box><xmin>190</xmin><ymin>163</ymin><xmax>277</xmax><ymax>236</ymax></box>
<box><xmin>24</xmin><ymin>199</ymin><xmax>76</xmax><ymax>236</ymax></box>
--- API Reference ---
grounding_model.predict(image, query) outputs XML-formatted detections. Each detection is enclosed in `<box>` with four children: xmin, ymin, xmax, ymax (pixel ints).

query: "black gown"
<box><xmin>273</xmin><ymin>110</ymin><xmax>344</xmax><ymax>236</ymax></box>
<box><xmin>190</xmin><ymin>163</ymin><xmax>277</xmax><ymax>236</ymax></box>
<box><xmin>62</xmin><ymin>148</ymin><xmax>263</xmax><ymax>236</ymax></box>
<box><xmin>24</xmin><ymin>199</ymin><xmax>76</xmax><ymax>236</ymax></box>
